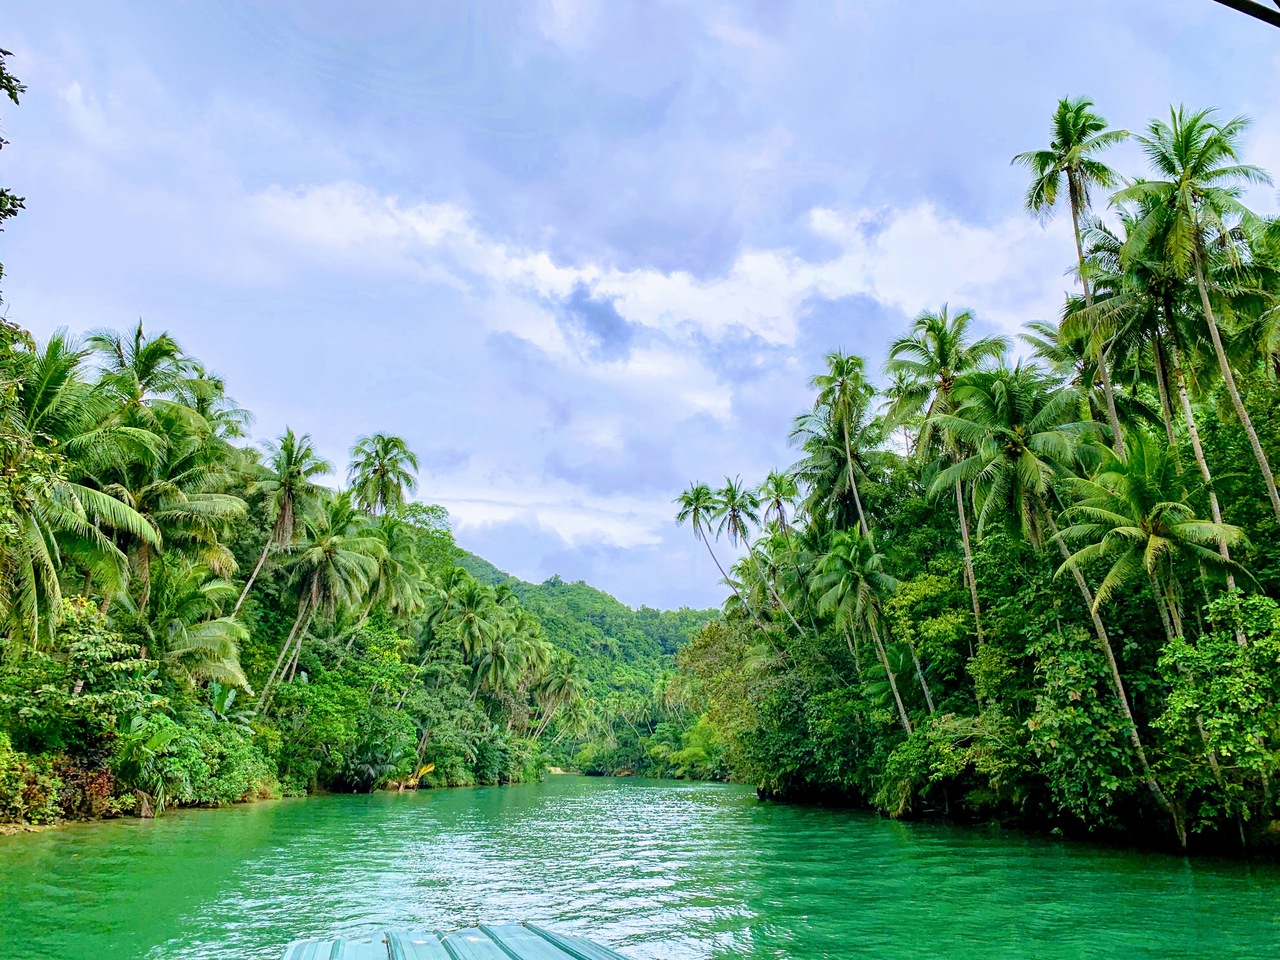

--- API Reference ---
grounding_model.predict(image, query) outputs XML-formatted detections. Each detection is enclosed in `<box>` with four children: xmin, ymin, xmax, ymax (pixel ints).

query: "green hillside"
<box><xmin>457</xmin><ymin>551</ymin><xmax>715</xmax><ymax>696</ymax></box>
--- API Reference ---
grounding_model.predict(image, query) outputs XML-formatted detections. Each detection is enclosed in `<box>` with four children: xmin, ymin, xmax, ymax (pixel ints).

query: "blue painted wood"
<box><xmin>281</xmin><ymin>925</ymin><xmax>628</xmax><ymax>960</ymax></box>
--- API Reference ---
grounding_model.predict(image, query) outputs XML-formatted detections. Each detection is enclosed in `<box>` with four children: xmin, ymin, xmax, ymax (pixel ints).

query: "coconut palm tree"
<box><xmin>259</xmin><ymin>491</ymin><xmax>383</xmax><ymax>706</ymax></box>
<box><xmin>757</xmin><ymin>470</ymin><xmax>798</xmax><ymax>534</ymax></box>
<box><xmin>3</xmin><ymin>331</ymin><xmax>163</xmax><ymax>633</ymax></box>
<box><xmin>448</xmin><ymin>578</ymin><xmax>501</xmax><ymax>661</ymax></box>
<box><xmin>532</xmin><ymin>652</ymin><xmax>584</xmax><ymax>740</ymax></box>
<box><xmin>348</xmin><ymin>433</ymin><xmax>419</xmax><ymax>516</ymax></box>
<box><xmin>233</xmin><ymin>428</ymin><xmax>331</xmax><ymax>617</ymax></box>
<box><xmin>675</xmin><ymin>482</ymin><xmax>767</xmax><ymax>630</ymax></box>
<box><xmin>714</xmin><ymin>476</ymin><xmax>806</xmax><ymax>635</ymax></box>
<box><xmin>934</xmin><ymin>364</ymin><xmax>1183</xmax><ymax>844</ymax></box>
<box><xmin>808</xmin><ymin>351</ymin><xmax>876</xmax><ymax>537</ymax></box>
<box><xmin>1014</xmin><ymin>96</ymin><xmax>1130</xmax><ymax>456</ymax></box>
<box><xmin>86</xmin><ymin>320</ymin><xmax>198</xmax><ymax>432</ymax></box>
<box><xmin>789</xmin><ymin>405</ymin><xmax>883</xmax><ymax>535</ymax></box>
<box><xmin>886</xmin><ymin>304</ymin><xmax>1007</xmax><ymax>643</ymax></box>
<box><xmin>812</xmin><ymin>528</ymin><xmax>912</xmax><ymax>734</ymax></box>
<box><xmin>103</xmin><ymin>405</ymin><xmax>246</xmax><ymax>611</ymax></box>
<box><xmin>1058</xmin><ymin>430</ymin><xmax>1246</xmax><ymax>645</ymax></box>
<box><xmin>1116</xmin><ymin>105</ymin><xmax>1280</xmax><ymax>523</ymax></box>
<box><xmin>146</xmin><ymin>556</ymin><xmax>250</xmax><ymax>690</ymax></box>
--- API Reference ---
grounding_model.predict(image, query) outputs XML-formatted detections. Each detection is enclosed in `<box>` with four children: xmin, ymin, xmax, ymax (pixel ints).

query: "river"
<box><xmin>2</xmin><ymin>775</ymin><xmax>1278</xmax><ymax>959</ymax></box>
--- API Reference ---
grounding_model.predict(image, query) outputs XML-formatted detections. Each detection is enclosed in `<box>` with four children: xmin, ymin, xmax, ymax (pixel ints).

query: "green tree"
<box><xmin>886</xmin><ymin>304</ymin><xmax>1007</xmax><ymax>642</ymax></box>
<box><xmin>935</xmin><ymin>364</ymin><xmax>1183</xmax><ymax>844</ymax></box>
<box><xmin>233</xmin><ymin>428</ymin><xmax>331</xmax><ymax>617</ymax></box>
<box><xmin>1058</xmin><ymin>430</ymin><xmax>1245</xmax><ymax>645</ymax></box>
<box><xmin>1117</xmin><ymin>106</ymin><xmax>1280</xmax><ymax>523</ymax></box>
<box><xmin>1014</xmin><ymin>96</ymin><xmax>1129</xmax><ymax>455</ymax></box>
<box><xmin>808</xmin><ymin>351</ymin><xmax>876</xmax><ymax>537</ymax></box>
<box><xmin>348</xmin><ymin>433</ymin><xmax>419</xmax><ymax>516</ymax></box>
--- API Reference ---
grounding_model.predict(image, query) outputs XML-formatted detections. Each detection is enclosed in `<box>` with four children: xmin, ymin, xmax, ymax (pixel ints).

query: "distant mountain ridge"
<box><xmin>456</xmin><ymin>550</ymin><xmax>715</xmax><ymax>694</ymax></box>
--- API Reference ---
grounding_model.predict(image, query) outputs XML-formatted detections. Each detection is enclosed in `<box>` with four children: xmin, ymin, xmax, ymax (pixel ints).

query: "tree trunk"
<box><xmin>843</xmin><ymin>628</ymin><xmax>863</xmax><ymax>680</ymax></box>
<box><xmin>869</xmin><ymin>619</ymin><xmax>912</xmax><ymax>735</ymax></box>
<box><xmin>259</xmin><ymin>589</ymin><xmax>315</xmax><ymax>709</ymax></box>
<box><xmin>744</xmin><ymin>536</ymin><xmax>806</xmax><ymax>636</ymax></box>
<box><xmin>955</xmin><ymin>478</ymin><xmax>984</xmax><ymax>648</ymax></box>
<box><xmin>901</xmin><ymin>630</ymin><xmax>936</xmax><ymax>714</ymax></box>
<box><xmin>1152</xmin><ymin>333</ymin><xmax>1179</xmax><ymax>447</ymax></box>
<box><xmin>1193</xmin><ymin>255</ymin><xmax>1280</xmax><ymax>523</ymax></box>
<box><xmin>1069</xmin><ymin>190</ymin><xmax>1126</xmax><ymax>461</ymax></box>
<box><xmin>232</xmin><ymin>538</ymin><xmax>272</xmax><ymax>618</ymax></box>
<box><xmin>138</xmin><ymin>543</ymin><xmax>153</xmax><ymax>612</ymax></box>
<box><xmin>1169</xmin><ymin>339</ymin><xmax>1244</xmax><ymax>619</ymax></box>
<box><xmin>1064</xmin><ymin>181</ymin><xmax>1126</xmax><ymax>465</ymax></box>
<box><xmin>1047</xmin><ymin>508</ymin><xmax>1183</xmax><ymax>847</ymax></box>
<box><xmin>842</xmin><ymin>419</ymin><xmax>872</xmax><ymax>540</ymax></box>
<box><xmin>533</xmin><ymin>701</ymin><xmax>561</xmax><ymax>741</ymax></box>
<box><xmin>699</xmin><ymin>530</ymin><xmax>773</xmax><ymax>638</ymax></box>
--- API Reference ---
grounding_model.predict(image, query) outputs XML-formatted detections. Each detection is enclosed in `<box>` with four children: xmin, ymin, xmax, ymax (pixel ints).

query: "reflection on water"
<box><xmin>2</xmin><ymin>776</ymin><xmax>1279</xmax><ymax>959</ymax></box>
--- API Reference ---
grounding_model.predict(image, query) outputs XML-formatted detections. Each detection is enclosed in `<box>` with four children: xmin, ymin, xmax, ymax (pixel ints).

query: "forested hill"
<box><xmin>456</xmin><ymin>551</ymin><xmax>715</xmax><ymax>693</ymax></box>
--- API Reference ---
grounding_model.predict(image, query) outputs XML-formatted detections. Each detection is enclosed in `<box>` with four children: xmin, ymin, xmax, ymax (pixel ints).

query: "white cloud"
<box><xmin>251</xmin><ymin>181</ymin><xmax>1076</xmax><ymax>348</ymax></box>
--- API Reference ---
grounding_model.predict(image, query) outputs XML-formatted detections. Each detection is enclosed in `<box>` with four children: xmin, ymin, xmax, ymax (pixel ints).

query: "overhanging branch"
<box><xmin>1208</xmin><ymin>0</ymin><xmax>1280</xmax><ymax>28</ymax></box>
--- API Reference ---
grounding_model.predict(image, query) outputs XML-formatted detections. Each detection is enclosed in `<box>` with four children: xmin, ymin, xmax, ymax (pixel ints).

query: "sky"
<box><xmin>3</xmin><ymin>1</ymin><xmax>1279</xmax><ymax>610</ymax></box>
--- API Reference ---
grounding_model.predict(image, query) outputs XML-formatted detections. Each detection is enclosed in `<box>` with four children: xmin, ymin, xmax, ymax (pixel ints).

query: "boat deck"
<box><xmin>282</xmin><ymin>923</ymin><xmax>626</xmax><ymax>960</ymax></box>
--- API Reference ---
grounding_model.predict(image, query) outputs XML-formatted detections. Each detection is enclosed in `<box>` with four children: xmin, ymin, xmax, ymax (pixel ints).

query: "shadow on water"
<box><xmin>2</xmin><ymin>776</ymin><xmax>1279</xmax><ymax>960</ymax></box>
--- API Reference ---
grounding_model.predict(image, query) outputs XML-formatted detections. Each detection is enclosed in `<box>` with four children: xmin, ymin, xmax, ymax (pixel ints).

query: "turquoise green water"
<box><xmin>2</xmin><ymin>776</ymin><xmax>1279</xmax><ymax>959</ymax></box>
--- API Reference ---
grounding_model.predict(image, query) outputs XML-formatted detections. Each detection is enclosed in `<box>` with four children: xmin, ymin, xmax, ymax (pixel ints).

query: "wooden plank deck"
<box><xmin>281</xmin><ymin>924</ymin><xmax>628</xmax><ymax>960</ymax></box>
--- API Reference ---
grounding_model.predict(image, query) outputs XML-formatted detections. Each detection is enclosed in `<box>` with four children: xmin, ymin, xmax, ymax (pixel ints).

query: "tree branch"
<box><xmin>1208</xmin><ymin>0</ymin><xmax>1280</xmax><ymax>27</ymax></box>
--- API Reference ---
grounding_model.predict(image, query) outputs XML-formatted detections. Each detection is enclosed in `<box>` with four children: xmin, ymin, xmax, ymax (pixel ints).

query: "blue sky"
<box><xmin>4</xmin><ymin>1</ymin><xmax>1279</xmax><ymax>610</ymax></box>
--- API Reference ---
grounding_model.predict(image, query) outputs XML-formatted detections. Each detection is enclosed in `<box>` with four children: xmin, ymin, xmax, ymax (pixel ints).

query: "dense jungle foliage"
<box><xmin>675</xmin><ymin>98</ymin><xmax>1280</xmax><ymax>853</ymax></box>
<box><xmin>0</xmin><ymin>305</ymin><xmax>717</xmax><ymax>824</ymax></box>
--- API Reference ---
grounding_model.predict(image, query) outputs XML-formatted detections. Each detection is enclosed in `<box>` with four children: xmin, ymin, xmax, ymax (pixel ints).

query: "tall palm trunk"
<box><xmin>841</xmin><ymin>419</ymin><xmax>872</xmax><ymax>540</ymax></box>
<box><xmin>260</xmin><ymin>585</ymin><xmax>316</xmax><ymax>709</ymax></box>
<box><xmin>868</xmin><ymin>619</ymin><xmax>912</xmax><ymax>734</ymax></box>
<box><xmin>533</xmin><ymin>701</ymin><xmax>561</xmax><ymax>741</ymax></box>
<box><xmin>1069</xmin><ymin>184</ymin><xmax>1126</xmax><ymax>460</ymax></box>
<box><xmin>954</xmin><ymin>478</ymin><xmax>984</xmax><ymax>647</ymax></box>
<box><xmin>843</xmin><ymin>628</ymin><xmax>863</xmax><ymax>680</ymax></box>
<box><xmin>1193</xmin><ymin>254</ymin><xmax>1280</xmax><ymax>523</ymax></box>
<box><xmin>697</xmin><ymin>527</ymin><xmax>771</xmax><ymax>637</ymax></box>
<box><xmin>137</xmin><ymin>543</ymin><xmax>154</xmax><ymax>612</ymax></box>
<box><xmin>233</xmin><ymin>539</ymin><xmax>272</xmax><ymax>617</ymax></box>
<box><xmin>1152</xmin><ymin>333</ymin><xmax>1179</xmax><ymax>446</ymax></box>
<box><xmin>894</xmin><ymin>626</ymin><xmax>936</xmax><ymax>713</ymax></box>
<box><xmin>744</xmin><ymin>536</ymin><xmax>806</xmax><ymax>636</ymax></box>
<box><xmin>1045</xmin><ymin>506</ymin><xmax>1183</xmax><ymax>847</ymax></box>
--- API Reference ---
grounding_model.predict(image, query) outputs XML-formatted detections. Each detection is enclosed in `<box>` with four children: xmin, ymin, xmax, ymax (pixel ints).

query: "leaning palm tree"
<box><xmin>532</xmin><ymin>652</ymin><xmax>584</xmax><ymax>740</ymax></box>
<box><xmin>233</xmin><ymin>428</ymin><xmax>331</xmax><ymax>617</ymax></box>
<box><xmin>675</xmin><ymin>482</ymin><xmax>768</xmax><ymax>631</ymax></box>
<box><xmin>1014</xmin><ymin>96</ymin><xmax>1129</xmax><ymax>455</ymax></box>
<box><xmin>259</xmin><ymin>491</ymin><xmax>384</xmax><ymax>706</ymax></box>
<box><xmin>1057</xmin><ymin>430</ymin><xmax>1246</xmax><ymax>646</ymax></box>
<box><xmin>885</xmin><ymin>304</ymin><xmax>1007</xmax><ymax>642</ymax></box>
<box><xmin>714</xmin><ymin>476</ymin><xmax>806</xmax><ymax>635</ymax></box>
<box><xmin>1116</xmin><ymin>105</ymin><xmax>1280</xmax><ymax>523</ymax></box>
<box><xmin>348</xmin><ymin>433</ymin><xmax>419</xmax><ymax>516</ymax></box>
<box><xmin>934</xmin><ymin>364</ymin><xmax>1183</xmax><ymax>845</ymax></box>
<box><xmin>812</xmin><ymin>528</ymin><xmax>912</xmax><ymax>734</ymax></box>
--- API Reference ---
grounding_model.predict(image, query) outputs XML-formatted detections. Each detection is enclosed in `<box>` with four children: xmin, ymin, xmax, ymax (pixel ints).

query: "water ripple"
<box><xmin>2</xmin><ymin>777</ymin><xmax>1279</xmax><ymax>959</ymax></box>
